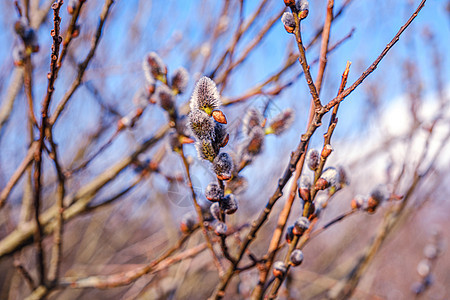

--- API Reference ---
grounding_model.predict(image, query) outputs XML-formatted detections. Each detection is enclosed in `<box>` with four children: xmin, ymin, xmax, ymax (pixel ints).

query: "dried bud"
<box><xmin>290</xmin><ymin>249</ymin><xmax>304</xmax><ymax>266</ymax></box>
<box><xmin>188</xmin><ymin>109</ymin><xmax>216</xmax><ymax>140</ymax></box>
<box><xmin>143</xmin><ymin>52</ymin><xmax>167</xmax><ymax>84</ymax></box>
<box><xmin>214</xmin><ymin>122</ymin><xmax>229</xmax><ymax>148</ymax></box>
<box><xmin>213</xmin><ymin>153</ymin><xmax>233</xmax><ymax>180</ymax></box>
<box><xmin>171</xmin><ymin>67</ymin><xmax>189</xmax><ymax>94</ymax></box>
<box><xmin>296</xmin><ymin>0</ymin><xmax>309</xmax><ymax>19</ymax></box>
<box><xmin>155</xmin><ymin>85</ymin><xmax>175</xmax><ymax>112</ymax></box>
<box><xmin>205</xmin><ymin>182</ymin><xmax>224</xmax><ymax>202</ymax></box>
<box><xmin>242</xmin><ymin>108</ymin><xmax>264</xmax><ymax>136</ymax></box>
<box><xmin>212</xmin><ymin>110</ymin><xmax>227</xmax><ymax>124</ymax></box>
<box><xmin>285</xmin><ymin>225</ymin><xmax>294</xmax><ymax>244</ymax></box>
<box><xmin>180</xmin><ymin>212</ymin><xmax>197</xmax><ymax>233</ymax></box>
<box><xmin>306</xmin><ymin>149</ymin><xmax>320</xmax><ymax>171</ymax></box>
<box><xmin>210</xmin><ymin>202</ymin><xmax>221</xmax><ymax>220</ymax></box>
<box><xmin>190</xmin><ymin>76</ymin><xmax>221</xmax><ymax>115</ymax></box>
<box><xmin>321</xmin><ymin>144</ymin><xmax>333</xmax><ymax>159</ymax></box>
<box><xmin>315</xmin><ymin>167</ymin><xmax>339</xmax><ymax>191</ymax></box>
<box><xmin>298</xmin><ymin>175</ymin><xmax>311</xmax><ymax>202</ymax></box>
<box><xmin>366</xmin><ymin>184</ymin><xmax>389</xmax><ymax>213</ymax></box>
<box><xmin>195</xmin><ymin>139</ymin><xmax>218</xmax><ymax>162</ymax></box>
<box><xmin>281</xmin><ymin>12</ymin><xmax>296</xmax><ymax>34</ymax></box>
<box><xmin>293</xmin><ymin>216</ymin><xmax>310</xmax><ymax>236</ymax></box>
<box><xmin>351</xmin><ymin>194</ymin><xmax>366</xmax><ymax>210</ymax></box>
<box><xmin>214</xmin><ymin>221</ymin><xmax>228</xmax><ymax>235</ymax></box>
<box><xmin>220</xmin><ymin>194</ymin><xmax>238</xmax><ymax>215</ymax></box>
<box><xmin>273</xmin><ymin>261</ymin><xmax>287</xmax><ymax>277</ymax></box>
<box><xmin>246</xmin><ymin>126</ymin><xmax>265</xmax><ymax>154</ymax></box>
<box><xmin>265</xmin><ymin>109</ymin><xmax>295</xmax><ymax>135</ymax></box>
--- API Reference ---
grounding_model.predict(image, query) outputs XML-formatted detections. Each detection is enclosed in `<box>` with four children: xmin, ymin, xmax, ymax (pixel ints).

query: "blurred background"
<box><xmin>0</xmin><ymin>0</ymin><xmax>449</xmax><ymax>299</ymax></box>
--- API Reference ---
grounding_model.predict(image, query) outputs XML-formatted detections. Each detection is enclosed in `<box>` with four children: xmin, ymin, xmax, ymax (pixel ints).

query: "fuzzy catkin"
<box><xmin>188</xmin><ymin>109</ymin><xmax>216</xmax><ymax>141</ymax></box>
<box><xmin>190</xmin><ymin>76</ymin><xmax>221</xmax><ymax>114</ymax></box>
<box><xmin>171</xmin><ymin>67</ymin><xmax>189</xmax><ymax>94</ymax></box>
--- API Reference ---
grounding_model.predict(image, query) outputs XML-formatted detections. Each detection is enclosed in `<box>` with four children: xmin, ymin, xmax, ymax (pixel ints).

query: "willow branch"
<box><xmin>179</xmin><ymin>147</ymin><xmax>224</xmax><ymax>275</ymax></box>
<box><xmin>0</xmin><ymin>142</ymin><xmax>38</xmax><ymax>208</ymax></box>
<box><xmin>322</xmin><ymin>0</ymin><xmax>427</xmax><ymax>114</ymax></box>
<box><xmin>50</xmin><ymin>0</ymin><xmax>114</xmax><ymax>126</ymax></box>
<box><xmin>0</xmin><ymin>125</ymin><xmax>169</xmax><ymax>259</ymax></box>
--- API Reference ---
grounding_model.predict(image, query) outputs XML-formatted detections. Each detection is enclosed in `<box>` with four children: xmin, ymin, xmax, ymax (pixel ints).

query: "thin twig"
<box><xmin>47</xmin><ymin>131</ymin><xmax>66</xmax><ymax>283</ymax></box>
<box><xmin>32</xmin><ymin>0</ymin><xmax>64</xmax><ymax>286</ymax></box>
<box><xmin>210</xmin><ymin>0</ymin><xmax>270</xmax><ymax>79</ymax></box>
<box><xmin>0</xmin><ymin>142</ymin><xmax>38</xmax><ymax>208</ymax></box>
<box><xmin>216</xmin><ymin>7</ymin><xmax>285</xmax><ymax>89</ymax></box>
<box><xmin>0</xmin><ymin>125</ymin><xmax>169</xmax><ymax>259</ymax></box>
<box><xmin>223</xmin><ymin>27</ymin><xmax>355</xmax><ymax>106</ymax></box>
<box><xmin>56</xmin><ymin>0</ymin><xmax>86</xmax><ymax>70</ymax></box>
<box><xmin>315</xmin><ymin>0</ymin><xmax>334</xmax><ymax>94</ymax></box>
<box><xmin>309</xmin><ymin>209</ymin><xmax>357</xmax><ymax>240</ymax></box>
<box><xmin>179</xmin><ymin>147</ymin><xmax>224</xmax><ymax>276</ymax></box>
<box><xmin>14</xmin><ymin>257</ymin><xmax>36</xmax><ymax>290</ymax></box>
<box><xmin>50</xmin><ymin>0</ymin><xmax>115</xmax><ymax>126</ymax></box>
<box><xmin>291</xmin><ymin>10</ymin><xmax>321</xmax><ymax>109</ymax></box>
<box><xmin>268</xmin><ymin>61</ymin><xmax>351</xmax><ymax>298</ymax></box>
<box><xmin>322</xmin><ymin>0</ymin><xmax>427</xmax><ymax>114</ymax></box>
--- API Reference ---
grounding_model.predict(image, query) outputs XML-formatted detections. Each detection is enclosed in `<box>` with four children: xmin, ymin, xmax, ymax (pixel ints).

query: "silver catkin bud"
<box><xmin>281</xmin><ymin>12</ymin><xmax>296</xmax><ymax>33</ymax></box>
<box><xmin>220</xmin><ymin>194</ymin><xmax>238</xmax><ymax>215</ymax></box>
<box><xmin>290</xmin><ymin>249</ymin><xmax>304</xmax><ymax>266</ymax></box>
<box><xmin>214</xmin><ymin>221</ymin><xmax>228</xmax><ymax>235</ymax></box>
<box><xmin>273</xmin><ymin>261</ymin><xmax>287</xmax><ymax>277</ymax></box>
<box><xmin>315</xmin><ymin>167</ymin><xmax>339</xmax><ymax>191</ymax></box>
<box><xmin>366</xmin><ymin>184</ymin><xmax>389</xmax><ymax>213</ymax></box>
<box><xmin>12</xmin><ymin>44</ymin><xmax>26</xmax><ymax>66</ymax></box>
<box><xmin>306</xmin><ymin>149</ymin><xmax>320</xmax><ymax>171</ymax></box>
<box><xmin>205</xmin><ymin>182</ymin><xmax>224</xmax><ymax>202</ymax></box>
<box><xmin>210</xmin><ymin>202</ymin><xmax>221</xmax><ymax>220</ymax></box>
<box><xmin>212</xmin><ymin>152</ymin><xmax>233</xmax><ymax>180</ymax></box>
<box><xmin>296</xmin><ymin>0</ymin><xmax>309</xmax><ymax>19</ymax></box>
<box><xmin>266</xmin><ymin>108</ymin><xmax>295</xmax><ymax>135</ymax></box>
<box><xmin>188</xmin><ymin>109</ymin><xmax>216</xmax><ymax>141</ymax></box>
<box><xmin>171</xmin><ymin>67</ymin><xmax>189</xmax><ymax>94</ymax></box>
<box><xmin>242</xmin><ymin>108</ymin><xmax>265</xmax><ymax>136</ymax></box>
<box><xmin>195</xmin><ymin>139</ymin><xmax>218</xmax><ymax>162</ymax></box>
<box><xmin>155</xmin><ymin>84</ymin><xmax>175</xmax><ymax>112</ymax></box>
<box><xmin>296</xmin><ymin>0</ymin><xmax>309</xmax><ymax>11</ymax></box>
<box><xmin>190</xmin><ymin>76</ymin><xmax>221</xmax><ymax>115</ymax></box>
<box><xmin>143</xmin><ymin>52</ymin><xmax>167</xmax><ymax>83</ymax></box>
<box><xmin>180</xmin><ymin>212</ymin><xmax>197</xmax><ymax>233</ymax></box>
<box><xmin>293</xmin><ymin>216</ymin><xmax>310</xmax><ymax>235</ymax></box>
